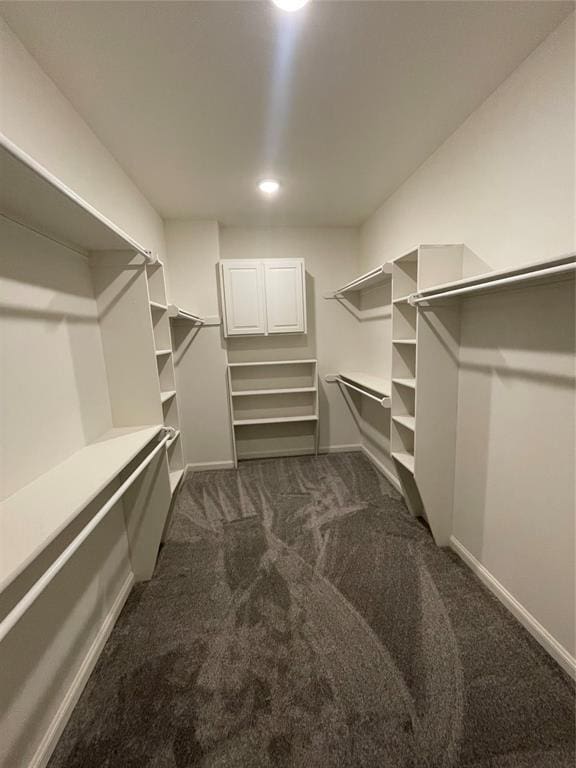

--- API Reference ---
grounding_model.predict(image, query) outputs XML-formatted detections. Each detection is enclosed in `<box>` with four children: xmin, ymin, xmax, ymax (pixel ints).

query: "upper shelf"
<box><xmin>326</xmin><ymin>264</ymin><xmax>393</xmax><ymax>298</ymax></box>
<box><xmin>0</xmin><ymin>135</ymin><xmax>153</xmax><ymax>260</ymax></box>
<box><xmin>411</xmin><ymin>252</ymin><xmax>576</xmax><ymax>305</ymax></box>
<box><xmin>0</xmin><ymin>425</ymin><xmax>164</xmax><ymax>594</ymax></box>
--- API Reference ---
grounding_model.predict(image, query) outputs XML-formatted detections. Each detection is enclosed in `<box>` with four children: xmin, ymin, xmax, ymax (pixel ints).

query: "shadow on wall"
<box><xmin>453</xmin><ymin>277</ymin><xmax>576</xmax><ymax>562</ymax></box>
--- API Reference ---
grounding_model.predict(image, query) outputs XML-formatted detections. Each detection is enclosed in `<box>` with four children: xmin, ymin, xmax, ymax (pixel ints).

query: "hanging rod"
<box><xmin>409</xmin><ymin>260</ymin><xmax>576</xmax><ymax>306</ymax></box>
<box><xmin>0</xmin><ymin>429</ymin><xmax>172</xmax><ymax>644</ymax></box>
<box><xmin>167</xmin><ymin>304</ymin><xmax>204</xmax><ymax>323</ymax></box>
<box><xmin>324</xmin><ymin>264</ymin><xmax>393</xmax><ymax>299</ymax></box>
<box><xmin>167</xmin><ymin>304</ymin><xmax>221</xmax><ymax>326</ymax></box>
<box><xmin>325</xmin><ymin>374</ymin><xmax>391</xmax><ymax>407</ymax></box>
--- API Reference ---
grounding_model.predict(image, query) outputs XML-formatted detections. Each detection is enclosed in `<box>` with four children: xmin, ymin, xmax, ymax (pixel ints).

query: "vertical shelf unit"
<box><xmin>391</xmin><ymin>249</ymin><xmax>419</xmax><ymax>484</ymax></box>
<box><xmin>390</xmin><ymin>244</ymin><xmax>466</xmax><ymax>541</ymax></box>
<box><xmin>144</xmin><ymin>260</ymin><xmax>185</xmax><ymax>495</ymax></box>
<box><xmin>227</xmin><ymin>360</ymin><xmax>319</xmax><ymax>467</ymax></box>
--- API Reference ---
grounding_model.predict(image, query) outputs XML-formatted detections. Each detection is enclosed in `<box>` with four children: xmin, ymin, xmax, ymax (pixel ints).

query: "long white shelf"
<box><xmin>231</xmin><ymin>387</ymin><xmax>317</xmax><ymax>396</ymax></box>
<box><xmin>411</xmin><ymin>252</ymin><xmax>576</xmax><ymax>305</ymax></box>
<box><xmin>0</xmin><ymin>136</ymin><xmax>153</xmax><ymax>260</ymax></box>
<box><xmin>233</xmin><ymin>415</ymin><xmax>318</xmax><ymax>426</ymax></box>
<box><xmin>228</xmin><ymin>359</ymin><xmax>317</xmax><ymax>367</ymax></box>
<box><xmin>392</xmin><ymin>451</ymin><xmax>415</xmax><ymax>473</ymax></box>
<box><xmin>326</xmin><ymin>264</ymin><xmax>393</xmax><ymax>298</ymax></box>
<box><xmin>0</xmin><ymin>425</ymin><xmax>164</xmax><ymax>593</ymax></box>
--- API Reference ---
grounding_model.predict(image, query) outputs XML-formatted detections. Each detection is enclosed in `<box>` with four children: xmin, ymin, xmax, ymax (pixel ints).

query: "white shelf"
<box><xmin>393</xmin><ymin>295</ymin><xmax>413</xmax><ymax>304</ymax></box>
<box><xmin>169</xmin><ymin>469</ymin><xmax>184</xmax><ymax>494</ymax></box>
<box><xmin>0</xmin><ymin>137</ymin><xmax>152</xmax><ymax>259</ymax></box>
<box><xmin>231</xmin><ymin>387</ymin><xmax>316</xmax><ymax>397</ymax></box>
<box><xmin>150</xmin><ymin>301</ymin><xmax>167</xmax><ymax>312</ymax></box>
<box><xmin>155</xmin><ymin>349</ymin><xmax>172</xmax><ymax>357</ymax></box>
<box><xmin>228</xmin><ymin>359</ymin><xmax>317</xmax><ymax>368</ymax></box>
<box><xmin>0</xmin><ymin>426</ymin><xmax>164</xmax><ymax>593</ymax></box>
<box><xmin>392</xmin><ymin>378</ymin><xmax>416</xmax><ymax>390</ymax></box>
<box><xmin>339</xmin><ymin>371</ymin><xmax>390</xmax><ymax>398</ymax></box>
<box><xmin>413</xmin><ymin>251</ymin><xmax>576</xmax><ymax>304</ymax></box>
<box><xmin>233</xmin><ymin>415</ymin><xmax>318</xmax><ymax>426</ymax></box>
<box><xmin>392</xmin><ymin>451</ymin><xmax>415</xmax><ymax>473</ymax></box>
<box><xmin>328</xmin><ymin>264</ymin><xmax>392</xmax><ymax>297</ymax></box>
<box><xmin>392</xmin><ymin>415</ymin><xmax>416</xmax><ymax>431</ymax></box>
<box><xmin>160</xmin><ymin>390</ymin><xmax>177</xmax><ymax>404</ymax></box>
<box><xmin>392</xmin><ymin>339</ymin><xmax>417</xmax><ymax>345</ymax></box>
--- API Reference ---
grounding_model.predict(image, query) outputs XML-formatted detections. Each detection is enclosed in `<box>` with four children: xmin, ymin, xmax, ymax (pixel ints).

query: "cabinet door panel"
<box><xmin>264</xmin><ymin>260</ymin><xmax>306</xmax><ymax>334</ymax></box>
<box><xmin>221</xmin><ymin>261</ymin><xmax>266</xmax><ymax>336</ymax></box>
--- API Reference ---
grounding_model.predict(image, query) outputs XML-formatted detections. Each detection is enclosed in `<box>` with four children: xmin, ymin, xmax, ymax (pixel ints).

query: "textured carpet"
<box><xmin>48</xmin><ymin>453</ymin><xmax>575</xmax><ymax>768</ymax></box>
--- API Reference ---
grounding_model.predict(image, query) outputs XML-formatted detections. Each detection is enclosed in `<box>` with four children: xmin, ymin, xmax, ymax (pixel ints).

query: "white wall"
<box><xmin>163</xmin><ymin>220</ymin><xmax>234</xmax><ymax>468</ymax></box>
<box><xmin>359</xmin><ymin>16</ymin><xmax>575</xmax><ymax>662</ymax></box>
<box><xmin>0</xmin><ymin>219</ymin><xmax>112</xmax><ymax>499</ymax></box>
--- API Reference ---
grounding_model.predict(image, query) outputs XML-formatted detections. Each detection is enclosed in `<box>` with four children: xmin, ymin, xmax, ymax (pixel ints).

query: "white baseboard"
<box><xmin>31</xmin><ymin>572</ymin><xmax>135</xmax><ymax>768</ymax></box>
<box><xmin>186</xmin><ymin>460</ymin><xmax>235</xmax><ymax>471</ymax></box>
<box><xmin>319</xmin><ymin>443</ymin><xmax>362</xmax><ymax>454</ymax></box>
<box><xmin>361</xmin><ymin>444</ymin><xmax>402</xmax><ymax>493</ymax></box>
<box><xmin>450</xmin><ymin>536</ymin><xmax>575</xmax><ymax>679</ymax></box>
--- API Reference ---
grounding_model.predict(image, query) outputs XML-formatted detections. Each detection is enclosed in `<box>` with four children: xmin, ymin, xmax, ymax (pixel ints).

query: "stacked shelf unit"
<box><xmin>391</xmin><ymin>249</ymin><xmax>419</xmax><ymax>478</ymax></box>
<box><xmin>227</xmin><ymin>360</ymin><xmax>319</xmax><ymax>467</ymax></box>
<box><xmin>145</xmin><ymin>261</ymin><xmax>185</xmax><ymax>495</ymax></box>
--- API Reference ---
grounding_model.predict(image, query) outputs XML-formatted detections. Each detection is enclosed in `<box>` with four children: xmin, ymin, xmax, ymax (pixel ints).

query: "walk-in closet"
<box><xmin>1</xmin><ymin>2</ymin><xmax>574</xmax><ymax>766</ymax></box>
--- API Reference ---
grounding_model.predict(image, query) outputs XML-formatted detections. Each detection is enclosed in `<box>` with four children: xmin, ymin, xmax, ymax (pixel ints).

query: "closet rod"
<box><xmin>333</xmin><ymin>376</ymin><xmax>391</xmax><ymax>407</ymax></box>
<box><xmin>0</xmin><ymin>429</ymin><xmax>172</xmax><ymax>644</ymax></box>
<box><xmin>410</xmin><ymin>261</ymin><xmax>576</xmax><ymax>305</ymax></box>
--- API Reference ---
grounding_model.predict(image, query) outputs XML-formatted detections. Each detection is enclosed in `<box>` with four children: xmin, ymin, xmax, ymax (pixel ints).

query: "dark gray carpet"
<box><xmin>48</xmin><ymin>452</ymin><xmax>574</xmax><ymax>768</ymax></box>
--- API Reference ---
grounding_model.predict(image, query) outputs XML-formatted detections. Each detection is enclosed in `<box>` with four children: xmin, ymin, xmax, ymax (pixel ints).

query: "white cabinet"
<box><xmin>219</xmin><ymin>258</ymin><xmax>306</xmax><ymax>337</ymax></box>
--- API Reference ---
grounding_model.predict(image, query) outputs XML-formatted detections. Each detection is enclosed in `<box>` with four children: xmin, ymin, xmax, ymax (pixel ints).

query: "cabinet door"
<box><xmin>264</xmin><ymin>260</ymin><xmax>306</xmax><ymax>334</ymax></box>
<box><xmin>220</xmin><ymin>261</ymin><xmax>266</xmax><ymax>336</ymax></box>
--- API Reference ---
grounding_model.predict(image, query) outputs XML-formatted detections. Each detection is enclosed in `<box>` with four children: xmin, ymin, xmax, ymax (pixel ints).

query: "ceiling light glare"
<box><xmin>272</xmin><ymin>0</ymin><xmax>310</xmax><ymax>12</ymax></box>
<box><xmin>258</xmin><ymin>179</ymin><xmax>281</xmax><ymax>195</ymax></box>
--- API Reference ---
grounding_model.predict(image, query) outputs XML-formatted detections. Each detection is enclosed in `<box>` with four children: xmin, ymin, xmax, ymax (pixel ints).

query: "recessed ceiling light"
<box><xmin>258</xmin><ymin>179</ymin><xmax>281</xmax><ymax>196</ymax></box>
<box><xmin>272</xmin><ymin>0</ymin><xmax>310</xmax><ymax>12</ymax></box>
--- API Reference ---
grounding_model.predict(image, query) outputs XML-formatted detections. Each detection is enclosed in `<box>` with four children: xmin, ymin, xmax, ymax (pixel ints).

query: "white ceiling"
<box><xmin>1</xmin><ymin>1</ymin><xmax>572</xmax><ymax>226</ymax></box>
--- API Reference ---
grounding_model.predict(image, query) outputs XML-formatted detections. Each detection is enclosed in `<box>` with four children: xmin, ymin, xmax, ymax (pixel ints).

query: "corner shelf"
<box><xmin>155</xmin><ymin>349</ymin><xmax>172</xmax><ymax>357</ymax></box>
